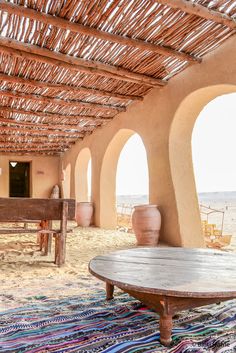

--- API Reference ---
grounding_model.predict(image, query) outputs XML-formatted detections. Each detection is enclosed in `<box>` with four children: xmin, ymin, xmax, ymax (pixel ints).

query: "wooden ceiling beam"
<box><xmin>0</xmin><ymin>149</ymin><xmax>66</xmax><ymax>154</ymax></box>
<box><xmin>0</xmin><ymin>135</ymin><xmax>76</xmax><ymax>142</ymax></box>
<box><xmin>0</xmin><ymin>141</ymin><xmax>71</xmax><ymax>148</ymax></box>
<box><xmin>0</xmin><ymin>149</ymin><xmax>61</xmax><ymax>152</ymax></box>
<box><xmin>0</xmin><ymin>37</ymin><xmax>165</xmax><ymax>88</ymax></box>
<box><xmin>0</xmin><ymin>73</ymin><xmax>142</xmax><ymax>102</ymax></box>
<box><xmin>0</xmin><ymin>125</ymin><xmax>84</xmax><ymax>137</ymax></box>
<box><xmin>156</xmin><ymin>0</ymin><xmax>236</xmax><ymax>30</ymax></box>
<box><xmin>0</xmin><ymin>0</ymin><xmax>199</xmax><ymax>62</ymax></box>
<box><xmin>0</xmin><ymin>116</ymin><xmax>88</xmax><ymax>131</ymax></box>
<box><xmin>0</xmin><ymin>146</ymin><xmax>66</xmax><ymax>151</ymax></box>
<box><xmin>0</xmin><ymin>106</ymin><xmax>112</xmax><ymax>122</ymax></box>
<box><xmin>0</xmin><ymin>89</ymin><xmax>124</xmax><ymax>113</ymax></box>
<box><xmin>0</xmin><ymin>151</ymin><xmax>62</xmax><ymax>155</ymax></box>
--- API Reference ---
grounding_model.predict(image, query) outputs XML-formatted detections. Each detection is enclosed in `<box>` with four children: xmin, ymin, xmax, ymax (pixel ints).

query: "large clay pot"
<box><xmin>132</xmin><ymin>204</ymin><xmax>161</xmax><ymax>246</ymax></box>
<box><xmin>76</xmin><ymin>202</ymin><xmax>94</xmax><ymax>227</ymax></box>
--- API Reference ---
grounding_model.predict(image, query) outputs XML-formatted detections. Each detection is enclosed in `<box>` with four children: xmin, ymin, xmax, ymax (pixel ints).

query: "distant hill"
<box><xmin>117</xmin><ymin>191</ymin><xmax>236</xmax><ymax>206</ymax></box>
<box><xmin>117</xmin><ymin>195</ymin><xmax>148</xmax><ymax>206</ymax></box>
<box><xmin>198</xmin><ymin>191</ymin><xmax>236</xmax><ymax>202</ymax></box>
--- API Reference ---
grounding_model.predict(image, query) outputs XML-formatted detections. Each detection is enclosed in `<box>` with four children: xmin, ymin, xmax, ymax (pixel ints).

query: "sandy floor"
<box><xmin>0</xmin><ymin>223</ymin><xmax>137</xmax><ymax>310</ymax></box>
<box><xmin>0</xmin><ymin>217</ymin><xmax>235</xmax><ymax>311</ymax></box>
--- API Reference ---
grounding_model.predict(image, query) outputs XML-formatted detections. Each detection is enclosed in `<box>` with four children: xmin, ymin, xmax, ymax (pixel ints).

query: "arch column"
<box><xmin>70</xmin><ymin>161</ymin><xmax>76</xmax><ymax>199</ymax></box>
<box><xmin>99</xmin><ymin>129</ymin><xmax>135</xmax><ymax>228</ymax></box>
<box><xmin>75</xmin><ymin>148</ymin><xmax>91</xmax><ymax>202</ymax></box>
<box><xmin>61</xmin><ymin>163</ymin><xmax>71</xmax><ymax>198</ymax></box>
<box><xmin>145</xmin><ymin>137</ymin><xmax>182</xmax><ymax>246</ymax></box>
<box><xmin>169</xmin><ymin>85</ymin><xmax>236</xmax><ymax>247</ymax></box>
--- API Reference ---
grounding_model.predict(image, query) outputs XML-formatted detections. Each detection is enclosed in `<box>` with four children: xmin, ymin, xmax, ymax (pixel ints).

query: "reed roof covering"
<box><xmin>0</xmin><ymin>0</ymin><xmax>235</xmax><ymax>155</ymax></box>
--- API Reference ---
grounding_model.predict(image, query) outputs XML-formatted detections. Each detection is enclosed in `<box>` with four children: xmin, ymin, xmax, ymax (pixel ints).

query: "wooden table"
<box><xmin>89</xmin><ymin>247</ymin><xmax>236</xmax><ymax>346</ymax></box>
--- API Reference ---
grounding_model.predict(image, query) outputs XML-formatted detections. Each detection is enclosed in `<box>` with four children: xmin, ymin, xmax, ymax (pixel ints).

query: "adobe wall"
<box><xmin>0</xmin><ymin>155</ymin><xmax>60</xmax><ymax>198</ymax></box>
<box><xmin>62</xmin><ymin>36</ymin><xmax>236</xmax><ymax>247</ymax></box>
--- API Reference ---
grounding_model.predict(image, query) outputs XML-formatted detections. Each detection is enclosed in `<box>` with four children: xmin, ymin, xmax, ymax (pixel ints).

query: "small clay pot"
<box><xmin>131</xmin><ymin>204</ymin><xmax>161</xmax><ymax>246</ymax></box>
<box><xmin>76</xmin><ymin>202</ymin><xmax>94</xmax><ymax>227</ymax></box>
<box><xmin>50</xmin><ymin>184</ymin><xmax>60</xmax><ymax>199</ymax></box>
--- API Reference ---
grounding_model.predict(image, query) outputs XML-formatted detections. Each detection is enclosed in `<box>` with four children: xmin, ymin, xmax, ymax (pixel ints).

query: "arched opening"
<box><xmin>100</xmin><ymin>129</ymin><xmax>149</xmax><ymax>229</ymax></box>
<box><xmin>75</xmin><ymin>148</ymin><xmax>92</xmax><ymax>202</ymax></box>
<box><xmin>192</xmin><ymin>93</ymin><xmax>236</xmax><ymax>248</ymax></box>
<box><xmin>192</xmin><ymin>93</ymin><xmax>236</xmax><ymax>194</ymax></box>
<box><xmin>116</xmin><ymin>134</ymin><xmax>149</xmax><ymax>230</ymax></box>
<box><xmin>62</xmin><ymin>163</ymin><xmax>71</xmax><ymax>198</ymax></box>
<box><xmin>169</xmin><ymin>84</ymin><xmax>236</xmax><ymax>247</ymax></box>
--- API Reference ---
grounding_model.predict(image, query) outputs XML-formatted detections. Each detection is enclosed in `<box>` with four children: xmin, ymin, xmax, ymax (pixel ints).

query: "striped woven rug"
<box><xmin>0</xmin><ymin>291</ymin><xmax>235</xmax><ymax>353</ymax></box>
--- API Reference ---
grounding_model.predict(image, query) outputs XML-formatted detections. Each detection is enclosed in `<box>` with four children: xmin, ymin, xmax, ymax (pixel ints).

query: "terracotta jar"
<box><xmin>50</xmin><ymin>184</ymin><xmax>60</xmax><ymax>199</ymax></box>
<box><xmin>76</xmin><ymin>202</ymin><xmax>94</xmax><ymax>227</ymax></box>
<box><xmin>131</xmin><ymin>204</ymin><xmax>161</xmax><ymax>246</ymax></box>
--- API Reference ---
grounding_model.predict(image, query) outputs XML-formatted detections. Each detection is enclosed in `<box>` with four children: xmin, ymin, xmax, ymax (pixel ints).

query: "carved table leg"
<box><xmin>159</xmin><ymin>314</ymin><xmax>173</xmax><ymax>346</ymax></box>
<box><xmin>106</xmin><ymin>282</ymin><xmax>114</xmax><ymax>300</ymax></box>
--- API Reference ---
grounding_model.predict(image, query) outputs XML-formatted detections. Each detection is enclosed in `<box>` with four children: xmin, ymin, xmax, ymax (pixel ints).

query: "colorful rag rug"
<box><xmin>0</xmin><ymin>291</ymin><xmax>235</xmax><ymax>353</ymax></box>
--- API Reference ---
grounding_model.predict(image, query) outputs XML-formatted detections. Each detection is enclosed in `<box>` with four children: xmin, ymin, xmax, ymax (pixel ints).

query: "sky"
<box><xmin>192</xmin><ymin>93</ymin><xmax>236</xmax><ymax>193</ymax></box>
<box><xmin>116</xmin><ymin>134</ymin><xmax>149</xmax><ymax>195</ymax></box>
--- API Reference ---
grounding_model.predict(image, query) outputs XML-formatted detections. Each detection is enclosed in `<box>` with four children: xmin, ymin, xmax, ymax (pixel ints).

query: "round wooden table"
<box><xmin>89</xmin><ymin>247</ymin><xmax>236</xmax><ymax>346</ymax></box>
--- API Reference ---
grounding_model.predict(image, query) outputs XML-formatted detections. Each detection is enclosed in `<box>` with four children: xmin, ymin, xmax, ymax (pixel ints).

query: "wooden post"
<box><xmin>39</xmin><ymin>220</ymin><xmax>50</xmax><ymax>255</ymax></box>
<box><xmin>47</xmin><ymin>220</ymin><xmax>53</xmax><ymax>254</ymax></box>
<box><xmin>38</xmin><ymin>220</ymin><xmax>45</xmax><ymax>251</ymax></box>
<box><xmin>55</xmin><ymin>201</ymin><xmax>68</xmax><ymax>266</ymax></box>
<box><xmin>54</xmin><ymin>234</ymin><xmax>59</xmax><ymax>264</ymax></box>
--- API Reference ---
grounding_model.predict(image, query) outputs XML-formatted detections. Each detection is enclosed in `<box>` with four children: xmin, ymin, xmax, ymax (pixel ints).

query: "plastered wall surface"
<box><xmin>0</xmin><ymin>155</ymin><xmax>60</xmax><ymax>198</ymax></box>
<box><xmin>59</xmin><ymin>36</ymin><xmax>235</xmax><ymax>246</ymax></box>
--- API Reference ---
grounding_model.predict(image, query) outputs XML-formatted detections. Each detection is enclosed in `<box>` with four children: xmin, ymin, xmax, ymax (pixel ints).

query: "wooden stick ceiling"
<box><xmin>0</xmin><ymin>0</ymin><xmax>234</xmax><ymax>155</ymax></box>
<box><xmin>0</xmin><ymin>0</ymin><xmax>200</xmax><ymax>63</ymax></box>
<box><xmin>0</xmin><ymin>106</ymin><xmax>112</xmax><ymax>123</ymax></box>
<box><xmin>155</xmin><ymin>0</ymin><xmax>236</xmax><ymax>30</ymax></box>
<box><xmin>0</xmin><ymin>73</ymin><xmax>143</xmax><ymax>102</ymax></box>
<box><xmin>0</xmin><ymin>88</ymin><xmax>125</xmax><ymax>113</ymax></box>
<box><xmin>0</xmin><ymin>116</ymin><xmax>91</xmax><ymax>132</ymax></box>
<box><xmin>0</xmin><ymin>37</ymin><xmax>165</xmax><ymax>88</ymax></box>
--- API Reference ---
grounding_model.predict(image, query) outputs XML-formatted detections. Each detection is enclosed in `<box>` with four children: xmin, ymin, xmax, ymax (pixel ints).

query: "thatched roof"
<box><xmin>0</xmin><ymin>0</ymin><xmax>235</xmax><ymax>155</ymax></box>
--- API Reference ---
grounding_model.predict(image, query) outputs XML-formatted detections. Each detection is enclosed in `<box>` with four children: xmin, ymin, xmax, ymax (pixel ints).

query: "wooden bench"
<box><xmin>0</xmin><ymin>198</ymin><xmax>76</xmax><ymax>266</ymax></box>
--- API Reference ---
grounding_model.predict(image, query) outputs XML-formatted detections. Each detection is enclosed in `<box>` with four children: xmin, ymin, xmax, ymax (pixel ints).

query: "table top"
<box><xmin>89</xmin><ymin>247</ymin><xmax>236</xmax><ymax>298</ymax></box>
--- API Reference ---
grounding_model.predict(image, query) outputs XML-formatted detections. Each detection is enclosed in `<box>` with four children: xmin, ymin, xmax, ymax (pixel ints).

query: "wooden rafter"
<box><xmin>0</xmin><ymin>141</ymin><xmax>71</xmax><ymax>148</ymax></box>
<box><xmin>0</xmin><ymin>146</ymin><xmax>66</xmax><ymax>151</ymax></box>
<box><xmin>156</xmin><ymin>0</ymin><xmax>236</xmax><ymax>30</ymax></box>
<box><xmin>0</xmin><ymin>125</ymin><xmax>84</xmax><ymax>137</ymax></box>
<box><xmin>0</xmin><ymin>73</ymin><xmax>142</xmax><ymax>102</ymax></box>
<box><xmin>0</xmin><ymin>135</ymin><xmax>76</xmax><ymax>142</ymax></box>
<box><xmin>0</xmin><ymin>136</ymin><xmax>70</xmax><ymax>143</ymax></box>
<box><xmin>0</xmin><ymin>37</ymin><xmax>166</xmax><ymax>88</ymax></box>
<box><xmin>1</xmin><ymin>149</ymin><xmax>64</xmax><ymax>156</ymax></box>
<box><xmin>0</xmin><ymin>0</ymin><xmax>200</xmax><ymax>63</ymax></box>
<box><xmin>0</xmin><ymin>106</ymin><xmax>113</xmax><ymax>123</ymax></box>
<box><xmin>0</xmin><ymin>89</ymin><xmax>125</xmax><ymax>113</ymax></box>
<box><xmin>0</xmin><ymin>116</ymin><xmax>90</xmax><ymax>131</ymax></box>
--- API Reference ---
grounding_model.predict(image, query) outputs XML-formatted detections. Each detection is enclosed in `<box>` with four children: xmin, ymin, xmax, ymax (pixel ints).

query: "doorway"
<box><xmin>9</xmin><ymin>161</ymin><xmax>30</xmax><ymax>197</ymax></box>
